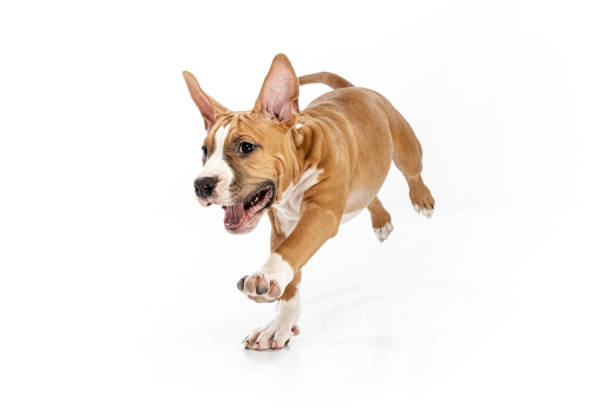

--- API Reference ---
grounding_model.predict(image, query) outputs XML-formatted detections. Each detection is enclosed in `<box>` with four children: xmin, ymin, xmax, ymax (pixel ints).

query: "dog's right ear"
<box><xmin>182</xmin><ymin>71</ymin><xmax>228</xmax><ymax>131</ymax></box>
<box><xmin>253</xmin><ymin>54</ymin><xmax>300</xmax><ymax>127</ymax></box>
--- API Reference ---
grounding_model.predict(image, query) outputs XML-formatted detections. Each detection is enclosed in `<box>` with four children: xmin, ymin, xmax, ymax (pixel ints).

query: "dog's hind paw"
<box><xmin>413</xmin><ymin>204</ymin><xmax>434</xmax><ymax>218</ymax></box>
<box><xmin>374</xmin><ymin>222</ymin><xmax>394</xmax><ymax>242</ymax></box>
<box><xmin>408</xmin><ymin>176</ymin><xmax>435</xmax><ymax>217</ymax></box>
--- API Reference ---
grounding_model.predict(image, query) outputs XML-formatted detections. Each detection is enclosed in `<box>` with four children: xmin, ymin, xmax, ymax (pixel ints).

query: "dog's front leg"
<box><xmin>239</xmin><ymin>202</ymin><xmax>342</xmax><ymax>350</ymax></box>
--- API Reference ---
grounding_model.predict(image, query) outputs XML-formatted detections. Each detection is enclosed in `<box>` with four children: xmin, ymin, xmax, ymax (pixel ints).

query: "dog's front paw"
<box><xmin>237</xmin><ymin>272</ymin><xmax>282</xmax><ymax>302</ymax></box>
<box><xmin>243</xmin><ymin>293</ymin><xmax>301</xmax><ymax>351</ymax></box>
<box><xmin>243</xmin><ymin>320</ymin><xmax>300</xmax><ymax>350</ymax></box>
<box><xmin>236</xmin><ymin>253</ymin><xmax>294</xmax><ymax>303</ymax></box>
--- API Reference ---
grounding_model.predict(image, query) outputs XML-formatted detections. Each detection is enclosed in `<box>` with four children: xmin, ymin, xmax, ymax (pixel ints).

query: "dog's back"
<box><xmin>299</xmin><ymin>73</ymin><xmax>436</xmax><ymax>218</ymax></box>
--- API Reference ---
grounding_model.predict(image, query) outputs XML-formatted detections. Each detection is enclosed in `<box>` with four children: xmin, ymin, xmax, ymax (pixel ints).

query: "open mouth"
<box><xmin>222</xmin><ymin>182</ymin><xmax>275</xmax><ymax>231</ymax></box>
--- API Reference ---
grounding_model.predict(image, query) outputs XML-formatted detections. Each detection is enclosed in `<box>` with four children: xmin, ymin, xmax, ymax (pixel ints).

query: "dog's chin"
<box><xmin>222</xmin><ymin>182</ymin><xmax>275</xmax><ymax>235</ymax></box>
<box><xmin>224</xmin><ymin>210</ymin><xmax>266</xmax><ymax>234</ymax></box>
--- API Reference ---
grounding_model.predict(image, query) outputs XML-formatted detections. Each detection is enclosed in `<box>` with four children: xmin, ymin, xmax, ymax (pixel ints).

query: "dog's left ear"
<box><xmin>253</xmin><ymin>53</ymin><xmax>299</xmax><ymax>126</ymax></box>
<box><xmin>182</xmin><ymin>71</ymin><xmax>229</xmax><ymax>131</ymax></box>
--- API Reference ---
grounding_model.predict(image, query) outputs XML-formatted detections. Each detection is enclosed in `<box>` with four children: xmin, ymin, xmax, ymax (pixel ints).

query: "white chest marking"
<box><xmin>272</xmin><ymin>167</ymin><xmax>323</xmax><ymax>236</ymax></box>
<box><xmin>198</xmin><ymin>124</ymin><xmax>234</xmax><ymax>204</ymax></box>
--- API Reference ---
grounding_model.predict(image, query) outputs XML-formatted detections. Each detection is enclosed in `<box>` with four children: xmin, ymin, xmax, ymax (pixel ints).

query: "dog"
<box><xmin>183</xmin><ymin>54</ymin><xmax>435</xmax><ymax>350</ymax></box>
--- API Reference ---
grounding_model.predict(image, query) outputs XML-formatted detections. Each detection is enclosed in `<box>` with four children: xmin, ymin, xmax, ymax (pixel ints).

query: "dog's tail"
<box><xmin>298</xmin><ymin>72</ymin><xmax>354</xmax><ymax>89</ymax></box>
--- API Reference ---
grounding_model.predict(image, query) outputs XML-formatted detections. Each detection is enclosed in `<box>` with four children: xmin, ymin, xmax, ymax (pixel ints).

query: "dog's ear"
<box><xmin>253</xmin><ymin>53</ymin><xmax>299</xmax><ymax>126</ymax></box>
<box><xmin>182</xmin><ymin>71</ymin><xmax>228</xmax><ymax>131</ymax></box>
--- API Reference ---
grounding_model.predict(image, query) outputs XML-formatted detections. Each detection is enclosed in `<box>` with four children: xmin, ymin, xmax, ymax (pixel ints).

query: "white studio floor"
<box><xmin>3</xmin><ymin>183</ymin><xmax>609</xmax><ymax>407</ymax></box>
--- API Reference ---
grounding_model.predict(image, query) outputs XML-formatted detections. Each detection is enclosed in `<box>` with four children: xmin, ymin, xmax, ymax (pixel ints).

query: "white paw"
<box><xmin>374</xmin><ymin>222</ymin><xmax>394</xmax><ymax>242</ymax></box>
<box><xmin>243</xmin><ymin>319</ymin><xmax>300</xmax><ymax>350</ymax></box>
<box><xmin>237</xmin><ymin>253</ymin><xmax>293</xmax><ymax>303</ymax></box>
<box><xmin>413</xmin><ymin>204</ymin><xmax>434</xmax><ymax>218</ymax></box>
<box><xmin>244</xmin><ymin>295</ymin><xmax>301</xmax><ymax>350</ymax></box>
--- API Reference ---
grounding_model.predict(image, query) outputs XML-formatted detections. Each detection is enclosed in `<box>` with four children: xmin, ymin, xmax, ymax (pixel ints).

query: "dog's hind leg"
<box><xmin>389</xmin><ymin>115</ymin><xmax>435</xmax><ymax>217</ymax></box>
<box><xmin>368</xmin><ymin>196</ymin><xmax>393</xmax><ymax>242</ymax></box>
<box><xmin>407</xmin><ymin>175</ymin><xmax>435</xmax><ymax>217</ymax></box>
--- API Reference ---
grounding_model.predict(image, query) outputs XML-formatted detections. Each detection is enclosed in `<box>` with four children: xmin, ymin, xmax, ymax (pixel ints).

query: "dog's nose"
<box><xmin>194</xmin><ymin>176</ymin><xmax>219</xmax><ymax>198</ymax></box>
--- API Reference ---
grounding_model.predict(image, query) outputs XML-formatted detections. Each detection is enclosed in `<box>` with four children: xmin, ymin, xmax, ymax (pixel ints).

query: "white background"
<box><xmin>1</xmin><ymin>0</ymin><xmax>611</xmax><ymax>406</ymax></box>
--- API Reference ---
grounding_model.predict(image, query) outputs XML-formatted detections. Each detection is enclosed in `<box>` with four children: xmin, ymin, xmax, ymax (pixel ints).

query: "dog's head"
<box><xmin>184</xmin><ymin>54</ymin><xmax>301</xmax><ymax>234</ymax></box>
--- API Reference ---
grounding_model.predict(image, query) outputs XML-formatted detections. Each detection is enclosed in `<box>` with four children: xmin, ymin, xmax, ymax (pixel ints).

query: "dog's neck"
<box><xmin>283</xmin><ymin>114</ymin><xmax>328</xmax><ymax>189</ymax></box>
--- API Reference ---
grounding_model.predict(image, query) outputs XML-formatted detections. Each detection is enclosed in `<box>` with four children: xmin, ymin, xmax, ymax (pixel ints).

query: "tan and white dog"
<box><xmin>183</xmin><ymin>54</ymin><xmax>435</xmax><ymax>350</ymax></box>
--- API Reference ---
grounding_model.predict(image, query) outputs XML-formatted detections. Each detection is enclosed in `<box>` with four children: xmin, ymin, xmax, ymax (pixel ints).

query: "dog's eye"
<box><xmin>239</xmin><ymin>142</ymin><xmax>255</xmax><ymax>154</ymax></box>
<box><xmin>202</xmin><ymin>145</ymin><xmax>208</xmax><ymax>161</ymax></box>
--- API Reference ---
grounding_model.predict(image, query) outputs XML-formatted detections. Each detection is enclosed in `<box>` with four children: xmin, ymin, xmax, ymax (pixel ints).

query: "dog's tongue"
<box><xmin>224</xmin><ymin>203</ymin><xmax>245</xmax><ymax>228</ymax></box>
